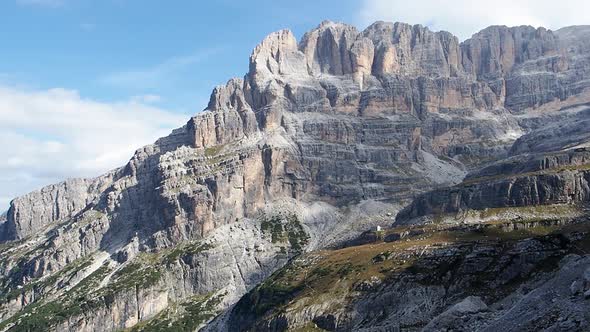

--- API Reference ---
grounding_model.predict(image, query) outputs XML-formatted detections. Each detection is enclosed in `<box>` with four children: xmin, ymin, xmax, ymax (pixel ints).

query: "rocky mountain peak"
<box><xmin>299</xmin><ymin>20</ymin><xmax>359</xmax><ymax>76</ymax></box>
<box><xmin>2</xmin><ymin>19</ymin><xmax>590</xmax><ymax>332</ymax></box>
<box><xmin>557</xmin><ymin>25</ymin><xmax>590</xmax><ymax>54</ymax></box>
<box><xmin>4</xmin><ymin>20</ymin><xmax>590</xmax><ymax>244</ymax></box>
<box><xmin>461</xmin><ymin>24</ymin><xmax>560</xmax><ymax>79</ymax></box>
<box><xmin>249</xmin><ymin>29</ymin><xmax>305</xmax><ymax>78</ymax></box>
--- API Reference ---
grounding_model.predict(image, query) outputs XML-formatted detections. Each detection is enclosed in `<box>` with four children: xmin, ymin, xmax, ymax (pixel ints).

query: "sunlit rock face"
<box><xmin>2</xmin><ymin>20</ymin><xmax>590</xmax><ymax>332</ymax></box>
<box><xmin>7</xmin><ymin>21</ymin><xmax>589</xmax><ymax>245</ymax></box>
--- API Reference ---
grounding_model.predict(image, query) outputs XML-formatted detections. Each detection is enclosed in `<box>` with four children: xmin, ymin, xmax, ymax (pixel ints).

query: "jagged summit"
<box><xmin>4</xmin><ymin>17</ymin><xmax>590</xmax><ymax>248</ymax></box>
<box><xmin>3</xmin><ymin>16</ymin><xmax>590</xmax><ymax>253</ymax></box>
<box><xmin>1</xmin><ymin>19</ymin><xmax>590</xmax><ymax>332</ymax></box>
<box><xmin>241</xmin><ymin>20</ymin><xmax>562</xmax><ymax>82</ymax></box>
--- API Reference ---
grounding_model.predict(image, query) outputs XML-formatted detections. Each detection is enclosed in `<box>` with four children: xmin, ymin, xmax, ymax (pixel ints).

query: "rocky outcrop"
<box><xmin>226</xmin><ymin>225</ymin><xmax>590</xmax><ymax>331</ymax></box>
<box><xmin>0</xmin><ymin>212</ymin><xmax>6</xmax><ymax>236</ymax></box>
<box><xmin>1</xmin><ymin>173</ymin><xmax>120</xmax><ymax>242</ymax></box>
<box><xmin>461</xmin><ymin>25</ymin><xmax>559</xmax><ymax>79</ymax></box>
<box><xmin>299</xmin><ymin>21</ymin><xmax>359</xmax><ymax>76</ymax></box>
<box><xmin>503</xmin><ymin>26</ymin><xmax>590</xmax><ymax>112</ymax></box>
<box><xmin>363</xmin><ymin>21</ymin><xmax>463</xmax><ymax>78</ymax></box>
<box><xmin>424</xmin><ymin>296</ymin><xmax>489</xmax><ymax>331</ymax></box>
<box><xmin>189</xmin><ymin>90</ymin><xmax>257</xmax><ymax>149</ymax></box>
<box><xmin>397</xmin><ymin>118</ymin><xmax>590</xmax><ymax>223</ymax></box>
<box><xmin>0</xmin><ymin>209</ymin><xmax>310</xmax><ymax>330</ymax></box>
<box><xmin>398</xmin><ymin>169</ymin><xmax>590</xmax><ymax>222</ymax></box>
<box><xmin>8</xmin><ymin>20</ymin><xmax>589</xmax><ymax>243</ymax></box>
<box><xmin>3</xmin><ymin>20</ymin><xmax>590</xmax><ymax>332</ymax></box>
<box><xmin>510</xmin><ymin>107</ymin><xmax>590</xmax><ymax>154</ymax></box>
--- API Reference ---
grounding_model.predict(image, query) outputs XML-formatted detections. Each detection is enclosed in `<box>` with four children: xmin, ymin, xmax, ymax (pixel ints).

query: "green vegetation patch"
<box><xmin>0</xmin><ymin>237</ymin><xmax>220</xmax><ymax>331</ymax></box>
<box><xmin>260</xmin><ymin>212</ymin><xmax>310</xmax><ymax>252</ymax></box>
<box><xmin>248</xmin><ymin>276</ymin><xmax>304</xmax><ymax>316</ymax></box>
<box><xmin>0</xmin><ymin>255</ymin><xmax>95</xmax><ymax>304</ymax></box>
<box><xmin>0</xmin><ymin>263</ymin><xmax>112</xmax><ymax>332</ymax></box>
<box><xmin>163</xmin><ymin>242</ymin><xmax>213</xmax><ymax>266</ymax></box>
<box><xmin>101</xmin><ymin>261</ymin><xmax>161</xmax><ymax>298</ymax></box>
<box><xmin>372</xmin><ymin>250</ymin><xmax>394</xmax><ymax>263</ymax></box>
<box><xmin>234</xmin><ymin>218</ymin><xmax>590</xmax><ymax>330</ymax></box>
<box><xmin>204</xmin><ymin>144</ymin><xmax>226</xmax><ymax>157</ymax></box>
<box><xmin>128</xmin><ymin>293</ymin><xmax>224</xmax><ymax>332</ymax></box>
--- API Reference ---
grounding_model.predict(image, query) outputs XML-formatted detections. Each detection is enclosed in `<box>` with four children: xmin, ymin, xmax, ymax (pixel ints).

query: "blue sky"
<box><xmin>0</xmin><ymin>0</ymin><xmax>586</xmax><ymax>210</ymax></box>
<box><xmin>1</xmin><ymin>0</ymin><xmax>360</xmax><ymax>113</ymax></box>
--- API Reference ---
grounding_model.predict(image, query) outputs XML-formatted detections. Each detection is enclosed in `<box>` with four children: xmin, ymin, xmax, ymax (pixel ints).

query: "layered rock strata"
<box><xmin>2</xmin><ymin>20</ymin><xmax>590</xmax><ymax>331</ymax></box>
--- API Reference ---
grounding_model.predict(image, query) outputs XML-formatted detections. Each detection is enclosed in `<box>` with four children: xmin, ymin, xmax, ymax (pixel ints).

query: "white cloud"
<box><xmin>0</xmin><ymin>86</ymin><xmax>187</xmax><ymax>210</ymax></box>
<box><xmin>99</xmin><ymin>49</ymin><xmax>223</xmax><ymax>90</ymax></box>
<box><xmin>358</xmin><ymin>0</ymin><xmax>590</xmax><ymax>41</ymax></box>
<box><xmin>131</xmin><ymin>94</ymin><xmax>163</xmax><ymax>104</ymax></box>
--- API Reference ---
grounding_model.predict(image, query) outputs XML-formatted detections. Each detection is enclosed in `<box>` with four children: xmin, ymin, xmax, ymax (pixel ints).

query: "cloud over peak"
<box><xmin>0</xmin><ymin>85</ymin><xmax>187</xmax><ymax>210</ymax></box>
<box><xmin>358</xmin><ymin>0</ymin><xmax>589</xmax><ymax>41</ymax></box>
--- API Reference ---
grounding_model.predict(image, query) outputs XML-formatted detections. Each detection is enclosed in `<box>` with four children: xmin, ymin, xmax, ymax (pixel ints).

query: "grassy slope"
<box><xmin>233</xmin><ymin>209</ymin><xmax>590</xmax><ymax>330</ymax></box>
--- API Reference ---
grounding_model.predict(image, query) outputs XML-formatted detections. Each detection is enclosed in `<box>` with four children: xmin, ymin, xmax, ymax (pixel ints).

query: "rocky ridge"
<box><xmin>397</xmin><ymin>114</ymin><xmax>590</xmax><ymax>224</ymax></box>
<box><xmin>227</xmin><ymin>221</ymin><xmax>590</xmax><ymax>331</ymax></box>
<box><xmin>1</xmin><ymin>20</ymin><xmax>590</xmax><ymax>331</ymax></box>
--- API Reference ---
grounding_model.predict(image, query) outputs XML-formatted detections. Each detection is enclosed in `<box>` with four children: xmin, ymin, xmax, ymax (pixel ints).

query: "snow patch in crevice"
<box><xmin>498</xmin><ymin>128</ymin><xmax>525</xmax><ymax>142</ymax></box>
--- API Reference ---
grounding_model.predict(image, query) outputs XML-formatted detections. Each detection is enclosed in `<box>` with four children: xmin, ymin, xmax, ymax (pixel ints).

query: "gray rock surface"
<box><xmin>2</xmin><ymin>20</ymin><xmax>590</xmax><ymax>332</ymax></box>
<box><xmin>423</xmin><ymin>296</ymin><xmax>488</xmax><ymax>331</ymax></box>
<box><xmin>226</xmin><ymin>233</ymin><xmax>590</xmax><ymax>332</ymax></box>
<box><xmin>511</xmin><ymin>107</ymin><xmax>590</xmax><ymax>154</ymax></box>
<box><xmin>2</xmin><ymin>173</ymin><xmax>120</xmax><ymax>241</ymax></box>
<box><xmin>55</xmin><ymin>220</ymin><xmax>293</xmax><ymax>332</ymax></box>
<box><xmin>397</xmin><ymin>125</ymin><xmax>590</xmax><ymax>224</ymax></box>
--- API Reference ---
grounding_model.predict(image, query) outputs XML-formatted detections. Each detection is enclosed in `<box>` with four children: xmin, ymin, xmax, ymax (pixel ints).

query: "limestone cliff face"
<box><xmin>461</xmin><ymin>25</ymin><xmax>559</xmax><ymax>79</ymax></box>
<box><xmin>510</xmin><ymin>107</ymin><xmax>590</xmax><ymax>154</ymax></box>
<box><xmin>2</xmin><ymin>174</ymin><xmax>120</xmax><ymax>241</ymax></box>
<box><xmin>397</xmin><ymin>113</ymin><xmax>590</xmax><ymax>223</ymax></box>
<box><xmin>7</xmin><ymin>21</ymin><xmax>589</xmax><ymax>244</ymax></box>
<box><xmin>398</xmin><ymin>167</ymin><xmax>590</xmax><ymax>223</ymax></box>
<box><xmin>2</xmin><ymin>20</ymin><xmax>590</xmax><ymax>332</ymax></box>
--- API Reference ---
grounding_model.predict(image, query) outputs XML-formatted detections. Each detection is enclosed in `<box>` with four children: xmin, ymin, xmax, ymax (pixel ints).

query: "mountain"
<box><xmin>1</xmin><ymin>20</ymin><xmax>590</xmax><ymax>331</ymax></box>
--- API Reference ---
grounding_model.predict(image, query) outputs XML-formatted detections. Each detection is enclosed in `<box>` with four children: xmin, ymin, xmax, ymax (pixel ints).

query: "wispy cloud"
<box><xmin>99</xmin><ymin>48</ymin><xmax>223</xmax><ymax>90</ymax></box>
<box><xmin>358</xmin><ymin>0</ymin><xmax>590</xmax><ymax>41</ymax></box>
<box><xmin>130</xmin><ymin>94</ymin><xmax>163</xmax><ymax>104</ymax></box>
<box><xmin>0</xmin><ymin>85</ymin><xmax>187</xmax><ymax>210</ymax></box>
<box><xmin>17</xmin><ymin>0</ymin><xmax>65</xmax><ymax>8</ymax></box>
